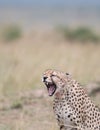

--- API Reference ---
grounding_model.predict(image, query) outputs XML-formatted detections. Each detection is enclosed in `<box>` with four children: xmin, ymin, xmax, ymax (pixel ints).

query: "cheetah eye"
<box><xmin>50</xmin><ymin>74</ymin><xmax>54</xmax><ymax>77</ymax></box>
<box><xmin>51</xmin><ymin>74</ymin><xmax>55</xmax><ymax>77</ymax></box>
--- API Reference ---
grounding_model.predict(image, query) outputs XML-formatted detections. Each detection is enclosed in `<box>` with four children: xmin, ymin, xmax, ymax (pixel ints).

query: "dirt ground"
<box><xmin>0</xmin><ymin>87</ymin><xmax>99</xmax><ymax>130</ymax></box>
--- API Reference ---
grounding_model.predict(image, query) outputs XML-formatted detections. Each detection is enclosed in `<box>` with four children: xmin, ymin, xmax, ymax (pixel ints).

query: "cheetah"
<box><xmin>42</xmin><ymin>69</ymin><xmax>100</xmax><ymax>130</ymax></box>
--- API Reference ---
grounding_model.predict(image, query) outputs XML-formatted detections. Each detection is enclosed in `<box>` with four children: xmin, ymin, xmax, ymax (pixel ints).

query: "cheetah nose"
<box><xmin>42</xmin><ymin>77</ymin><xmax>47</xmax><ymax>82</ymax></box>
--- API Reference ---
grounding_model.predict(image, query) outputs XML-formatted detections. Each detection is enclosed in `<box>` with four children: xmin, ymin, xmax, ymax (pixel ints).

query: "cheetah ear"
<box><xmin>66</xmin><ymin>73</ymin><xmax>72</xmax><ymax>78</ymax></box>
<box><xmin>66</xmin><ymin>73</ymin><xmax>69</xmax><ymax>75</ymax></box>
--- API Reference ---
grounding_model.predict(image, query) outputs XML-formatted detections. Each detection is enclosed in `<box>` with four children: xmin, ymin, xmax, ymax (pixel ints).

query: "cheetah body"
<box><xmin>42</xmin><ymin>69</ymin><xmax>100</xmax><ymax>130</ymax></box>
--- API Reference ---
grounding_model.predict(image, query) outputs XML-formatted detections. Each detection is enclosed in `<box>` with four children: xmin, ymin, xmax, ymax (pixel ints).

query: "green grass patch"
<box><xmin>11</xmin><ymin>100</ymin><xmax>23</xmax><ymax>109</ymax></box>
<box><xmin>2</xmin><ymin>25</ymin><xmax>22</xmax><ymax>42</ymax></box>
<box><xmin>56</xmin><ymin>26</ymin><xmax>100</xmax><ymax>43</ymax></box>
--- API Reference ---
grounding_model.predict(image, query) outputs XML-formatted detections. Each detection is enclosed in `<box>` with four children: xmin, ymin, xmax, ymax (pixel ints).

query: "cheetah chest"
<box><xmin>53</xmin><ymin>99</ymin><xmax>76</xmax><ymax>127</ymax></box>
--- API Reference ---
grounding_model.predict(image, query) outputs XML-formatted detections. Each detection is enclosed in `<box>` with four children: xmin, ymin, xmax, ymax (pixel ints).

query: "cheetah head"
<box><xmin>42</xmin><ymin>69</ymin><xmax>68</xmax><ymax>96</ymax></box>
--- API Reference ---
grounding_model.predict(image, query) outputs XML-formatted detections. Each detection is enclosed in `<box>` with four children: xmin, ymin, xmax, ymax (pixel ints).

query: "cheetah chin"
<box><xmin>44</xmin><ymin>81</ymin><xmax>56</xmax><ymax>96</ymax></box>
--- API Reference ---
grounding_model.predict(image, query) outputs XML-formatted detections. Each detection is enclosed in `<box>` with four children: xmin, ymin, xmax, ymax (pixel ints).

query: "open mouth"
<box><xmin>45</xmin><ymin>82</ymin><xmax>56</xmax><ymax>96</ymax></box>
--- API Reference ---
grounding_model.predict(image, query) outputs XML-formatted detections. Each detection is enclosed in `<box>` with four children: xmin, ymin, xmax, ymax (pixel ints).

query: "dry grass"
<box><xmin>0</xmin><ymin>91</ymin><xmax>57</xmax><ymax>130</ymax></box>
<box><xmin>0</xmin><ymin>29</ymin><xmax>100</xmax><ymax>130</ymax></box>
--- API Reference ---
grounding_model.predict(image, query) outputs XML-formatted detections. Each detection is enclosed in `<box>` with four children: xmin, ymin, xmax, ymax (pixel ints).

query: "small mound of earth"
<box><xmin>86</xmin><ymin>81</ymin><xmax>100</xmax><ymax>96</ymax></box>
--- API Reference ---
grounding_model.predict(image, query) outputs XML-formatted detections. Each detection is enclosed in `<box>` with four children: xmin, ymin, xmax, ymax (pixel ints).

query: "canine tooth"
<box><xmin>42</xmin><ymin>78</ymin><xmax>44</xmax><ymax>82</ymax></box>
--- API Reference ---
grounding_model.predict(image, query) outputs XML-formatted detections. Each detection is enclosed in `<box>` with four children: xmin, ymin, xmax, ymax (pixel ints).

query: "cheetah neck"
<box><xmin>54</xmin><ymin>86</ymin><xmax>69</xmax><ymax>100</ymax></box>
<box><xmin>54</xmin><ymin>78</ymin><xmax>78</xmax><ymax>100</ymax></box>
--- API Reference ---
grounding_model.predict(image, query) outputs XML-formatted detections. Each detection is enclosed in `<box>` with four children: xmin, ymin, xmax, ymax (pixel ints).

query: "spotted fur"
<box><xmin>42</xmin><ymin>69</ymin><xmax>100</xmax><ymax>130</ymax></box>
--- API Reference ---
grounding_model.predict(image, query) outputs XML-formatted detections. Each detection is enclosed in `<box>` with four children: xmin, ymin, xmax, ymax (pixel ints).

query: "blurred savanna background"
<box><xmin>0</xmin><ymin>0</ymin><xmax>100</xmax><ymax>130</ymax></box>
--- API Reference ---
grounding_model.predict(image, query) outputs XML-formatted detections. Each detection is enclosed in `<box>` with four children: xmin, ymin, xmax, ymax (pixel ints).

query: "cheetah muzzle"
<box><xmin>43</xmin><ymin>76</ymin><xmax>57</xmax><ymax>96</ymax></box>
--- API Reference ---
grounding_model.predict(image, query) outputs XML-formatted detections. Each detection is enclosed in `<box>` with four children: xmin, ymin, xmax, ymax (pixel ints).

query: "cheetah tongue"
<box><xmin>48</xmin><ymin>85</ymin><xmax>55</xmax><ymax>96</ymax></box>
